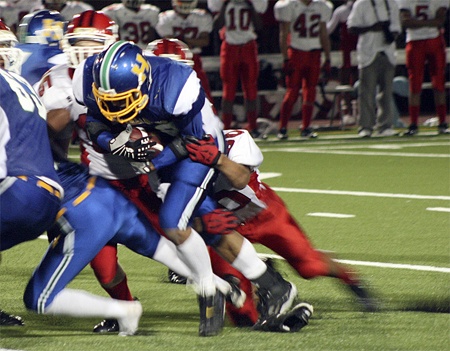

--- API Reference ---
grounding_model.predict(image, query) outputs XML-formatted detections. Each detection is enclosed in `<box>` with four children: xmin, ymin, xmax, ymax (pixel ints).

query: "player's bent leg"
<box><xmin>44</xmin><ymin>289</ymin><xmax>142</xmax><ymax>336</ymax></box>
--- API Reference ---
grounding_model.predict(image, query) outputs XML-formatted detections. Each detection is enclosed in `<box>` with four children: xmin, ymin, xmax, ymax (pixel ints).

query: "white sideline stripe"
<box><xmin>307</xmin><ymin>212</ymin><xmax>355</xmax><ymax>218</ymax></box>
<box><xmin>257</xmin><ymin>253</ymin><xmax>450</xmax><ymax>273</ymax></box>
<box><xmin>262</xmin><ymin>148</ymin><xmax>450</xmax><ymax>158</ymax></box>
<box><xmin>426</xmin><ymin>207</ymin><xmax>450</xmax><ymax>213</ymax></box>
<box><xmin>269</xmin><ymin>141</ymin><xmax>450</xmax><ymax>151</ymax></box>
<box><xmin>271</xmin><ymin>187</ymin><xmax>450</xmax><ymax>201</ymax></box>
<box><xmin>0</xmin><ymin>349</ymin><xmax>26</xmax><ymax>351</ymax></box>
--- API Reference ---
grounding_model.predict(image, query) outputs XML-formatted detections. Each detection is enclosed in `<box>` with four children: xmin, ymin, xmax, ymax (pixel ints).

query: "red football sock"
<box><xmin>436</xmin><ymin>104</ymin><xmax>447</xmax><ymax>124</ymax></box>
<box><xmin>409</xmin><ymin>105</ymin><xmax>420</xmax><ymax>125</ymax></box>
<box><xmin>302</xmin><ymin>104</ymin><xmax>314</xmax><ymax>130</ymax></box>
<box><xmin>222</xmin><ymin>113</ymin><xmax>234</xmax><ymax>129</ymax></box>
<box><xmin>104</xmin><ymin>276</ymin><xmax>133</xmax><ymax>301</ymax></box>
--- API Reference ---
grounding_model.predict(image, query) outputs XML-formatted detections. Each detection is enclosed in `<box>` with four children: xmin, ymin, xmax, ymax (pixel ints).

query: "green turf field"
<box><xmin>1</xmin><ymin>132</ymin><xmax>449</xmax><ymax>351</ymax></box>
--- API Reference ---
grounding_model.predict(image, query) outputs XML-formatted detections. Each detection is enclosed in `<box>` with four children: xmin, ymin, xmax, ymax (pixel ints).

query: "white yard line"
<box><xmin>307</xmin><ymin>212</ymin><xmax>355</xmax><ymax>218</ymax></box>
<box><xmin>271</xmin><ymin>187</ymin><xmax>450</xmax><ymax>201</ymax></box>
<box><xmin>257</xmin><ymin>253</ymin><xmax>450</xmax><ymax>274</ymax></box>
<box><xmin>426</xmin><ymin>207</ymin><xmax>450</xmax><ymax>213</ymax></box>
<box><xmin>261</xmin><ymin>149</ymin><xmax>450</xmax><ymax>157</ymax></box>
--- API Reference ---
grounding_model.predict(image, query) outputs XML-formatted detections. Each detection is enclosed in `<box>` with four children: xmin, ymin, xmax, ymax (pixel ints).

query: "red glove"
<box><xmin>185</xmin><ymin>134</ymin><xmax>221</xmax><ymax>166</ymax></box>
<box><xmin>282</xmin><ymin>59</ymin><xmax>294</xmax><ymax>76</ymax></box>
<box><xmin>201</xmin><ymin>209</ymin><xmax>240</xmax><ymax>235</ymax></box>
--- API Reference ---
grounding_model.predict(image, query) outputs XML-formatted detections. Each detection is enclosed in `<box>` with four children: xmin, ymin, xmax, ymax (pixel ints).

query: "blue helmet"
<box><xmin>17</xmin><ymin>9</ymin><xmax>65</xmax><ymax>46</ymax></box>
<box><xmin>92</xmin><ymin>40</ymin><xmax>151</xmax><ymax>123</ymax></box>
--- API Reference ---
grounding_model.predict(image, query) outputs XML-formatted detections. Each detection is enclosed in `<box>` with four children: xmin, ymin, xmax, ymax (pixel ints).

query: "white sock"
<box><xmin>152</xmin><ymin>236</ymin><xmax>192</xmax><ymax>278</ymax></box>
<box><xmin>214</xmin><ymin>275</ymin><xmax>231</xmax><ymax>296</ymax></box>
<box><xmin>45</xmin><ymin>288</ymin><xmax>132</xmax><ymax>319</ymax></box>
<box><xmin>177</xmin><ymin>228</ymin><xmax>215</xmax><ymax>296</ymax></box>
<box><xmin>231</xmin><ymin>238</ymin><xmax>267</xmax><ymax>280</ymax></box>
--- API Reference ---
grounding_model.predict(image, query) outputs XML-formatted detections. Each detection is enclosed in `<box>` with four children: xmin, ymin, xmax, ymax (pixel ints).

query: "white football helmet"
<box><xmin>172</xmin><ymin>0</ymin><xmax>198</xmax><ymax>15</ymax></box>
<box><xmin>61</xmin><ymin>10</ymin><xmax>118</xmax><ymax>68</ymax></box>
<box><xmin>43</xmin><ymin>0</ymin><xmax>67</xmax><ymax>12</ymax></box>
<box><xmin>146</xmin><ymin>38</ymin><xmax>194</xmax><ymax>66</ymax></box>
<box><xmin>122</xmin><ymin>0</ymin><xmax>145</xmax><ymax>9</ymax></box>
<box><xmin>0</xmin><ymin>20</ymin><xmax>23</xmax><ymax>73</ymax></box>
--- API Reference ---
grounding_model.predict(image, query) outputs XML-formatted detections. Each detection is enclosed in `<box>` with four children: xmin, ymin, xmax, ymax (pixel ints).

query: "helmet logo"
<box><xmin>40</xmin><ymin>18</ymin><xmax>64</xmax><ymax>42</ymax></box>
<box><xmin>131</xmin><ymin>53</ymin><xmax>150</xmax><ymax>87</ymax></box>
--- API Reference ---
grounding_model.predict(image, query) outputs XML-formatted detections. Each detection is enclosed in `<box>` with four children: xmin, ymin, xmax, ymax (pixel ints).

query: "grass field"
<box><xmin>1</xmin><ymin>130</ymin><xmax>449</xmax><ymax>351</ymax></box>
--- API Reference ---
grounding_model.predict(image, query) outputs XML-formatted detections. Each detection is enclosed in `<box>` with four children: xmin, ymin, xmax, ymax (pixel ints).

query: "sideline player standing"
<box><xmin>208</xmin><ymin>0</ymin><xmax>268</xmax><ymax>138</ymax></box>
<box><xmin>102</xmin><ymin>0</ymin><xmax>160</xmax><ymax>49</ymax></box>
<box><xmin>156</xmin><ymin>0</ymin><xmax>215</xmax><ymax>105</ymax></box>
<box><xmin>274</xmin><ymin>0</ymin><xmax>332</xmax><ymax>139</ymax></box>
<box><xmin>42</xmin><ymin>0</ymin><xmax>93</xmax><ymax>21</ymax></box>
<box><xmin>396</xmin><ymin>0</ymin><xmax>449</xmax><ymax>136</ymax></box>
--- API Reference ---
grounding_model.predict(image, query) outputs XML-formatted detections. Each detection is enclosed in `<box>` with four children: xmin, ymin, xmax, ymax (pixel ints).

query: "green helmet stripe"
<box><xmin>100</xmin><ymin>41</ymin><xmax>127</xmax><ymax>90</ymax></box>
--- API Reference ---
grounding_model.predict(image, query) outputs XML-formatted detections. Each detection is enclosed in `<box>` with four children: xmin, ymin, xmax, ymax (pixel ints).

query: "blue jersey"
<box><xmin>74</xmin><ymin>54</ymin><xmax>223</xmax><ymax>230</ymax></box>
<box><xmin>0</xmin><ymin>69</ymin><xmax>62</xmax><ymax>251</ymax></box>
<box><xmin>16</xmin><ymin>43</ymin><xmax>65</xmax><ymax>86</ymax></box>
<box><xmin>80</xmin><ymin>55</ymin><xmax>207</xmax><ymax>170</ymax></box>
<box><xmin>0</xmin><ymin>69</ymin><xmax>59</xmax><ymax>183</ymax></box>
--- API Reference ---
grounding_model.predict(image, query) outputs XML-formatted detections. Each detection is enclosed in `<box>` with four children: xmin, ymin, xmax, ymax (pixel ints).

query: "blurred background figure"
<box><xmin>327</xmin><ymin>0</ymin><xmax>358</xmax><ymax>123</ymax></box>
<box><xmin>274</xmin><ymin>0</ymin><xmax>332</xmax><ymax>140</ymax></box>
<box><xmin>0</xmin><ymin>19</ymin><xmax>23</xmax><ymax>73</ymax></box>
<box><xmin>146</xmin><ymin>37</ymin><xmax>194</xmax><ymax>66</ymax></box>
<box><xmin>397</xmin><ymin>0</ymin><xmax>449</xmax><ymax>136</ymax></box>
<box><xmin>16</xmin><ymin>9</ymin><xmax>66</xmax><ymax>86</ymax></box>
<box><xmin>42</xmin><ymin>0</ymin><xmax>93</xmax><ymax>21</ymax></box>
<box><xmin>0</xmin><ymin>0</ymin><xmax>42</xmax><ymax>33</ymax></box>
<box><xmin>102</xmin><ymin>0</ymin><xmax>159</xmax><ymax>49</ymax></box>
<box><xmin>348</xmin><ymin>0</ymin><xmax>401</xmax><ymax>138</ymax></box>
<box><xmin>157</xmin><ymin>0</ymin><xmax>214</xmax><ymax>106</ymax></box>
<box><xmin>208</xmin><ymin>0</ymin><xmax>268</xmax><ymax>139</ymax></box>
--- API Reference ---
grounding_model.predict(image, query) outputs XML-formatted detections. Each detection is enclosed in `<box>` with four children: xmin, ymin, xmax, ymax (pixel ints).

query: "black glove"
<box><xmin>109</xmin><ymin>125</ymin><xmax>155</xmax><ymax>161</ymax></box>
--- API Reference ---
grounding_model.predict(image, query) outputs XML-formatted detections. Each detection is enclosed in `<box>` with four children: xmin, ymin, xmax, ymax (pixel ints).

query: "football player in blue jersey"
<box><xmin>74</xmin><ymin>40</ymin><xmax>297</xmax><ymax>336</ymax></box>
<box><xmin>23</xmin><ymin>161</ymin><xmax>242</xmax><ymax>336</ymax></box>
<box><xmin>0</xmin><ymin>68</ymin><xmax>63</xmax><ymax>326</ymax></box>
<box><xmin>16</xmin><ymin>9</ymin><xmax>67</xmax><ymax>86</ymax></box>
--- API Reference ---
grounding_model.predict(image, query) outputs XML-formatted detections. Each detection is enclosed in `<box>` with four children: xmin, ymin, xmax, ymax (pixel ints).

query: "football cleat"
<box><xmin>253</xmin><ymin>302</ymin><xmax>313</xmax><ymax>332</ymax></box>
<box><xmin>348</xmin><ymin>283</ymin><xmax>379</xmax><ymax>312</ymax></box>
<box><xmin>0</xmin><ymin>310</ymin><xmax>24</xmax><ymax>326</ymax></box>
<box><xmin>438</xmin><ymin>122</ymin><xmax>450</xmax><ymax>134</ymax></box>
<box><xmin>250</xmin><ymin>129</ymin><xmax>267</xmax><ymax>140</ymax></box>
<box><xmin>93</xmin><ymin>319</ymin><xmax>119</xmax><ymax>333</ymax></box>
<box><xmin>300</xmin><ymin>128</ymin><xmax>318</xmax><ymax>139</ymax></box>
<box><xmin>198</xmin><ymin>290</ymin><xmax>225</xmax><ymax>337</ymax></box>
<box><xmin>168</xmin><ymin>269</ymin><xmax>188</xmax><ymax>284</ymax></box>
<box><xmin>403</xmin><ymin>124</ymin><xmax>418</xmax><ymax>136</ymax></box>
<box><xmin>277</xmin><ymin>128</ymin><xmax>288</xmax><ymax>140</ymax></box>
<box><xmin>255</xmin><ymin>266</ymin><xmax>297</xmax><ymax>320</ymax></box>
<box><xmin>223</xmin><ymin>275</ymin><xmax>246</xmax><ymax>309</ymax></box>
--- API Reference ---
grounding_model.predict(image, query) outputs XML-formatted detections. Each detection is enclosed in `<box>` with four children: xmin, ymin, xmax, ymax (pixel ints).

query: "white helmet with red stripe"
<box><xmin>172</xmin><ymin>0</ymin><xmax>198</xmax><ymax>15</ymax></box>
<box><xmin>60</xmin><ymin>10</ymin><xmax>118</xmax><ymax>68</ymax></box>
<box><xmin>145</xmin><ymin>38</ymin><xmax>194</xmax><ymax>66</ymax></box>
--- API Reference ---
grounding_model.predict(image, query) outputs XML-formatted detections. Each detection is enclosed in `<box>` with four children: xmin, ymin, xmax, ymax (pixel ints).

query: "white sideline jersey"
<box><xmin>156</xmin><ymin>9</ymin><xmax>213</xmax><ymax>54</ymax></box>
<box><xmin>274</xmin><ymin>0</ymin><xmax>332</xmax><ymax>51</ymax></box>
<box><xmin>208</xmin><ymin>0</ymin><xmax>268</xmax><ymax>45</ymax></box>
<box><xmin>58</xmin><ymin>1</ymin><xmax>94</xmax><ymax>21</ymax></box>
<box><xmin>395</xmin><ymin>0</ymin><xmax>449</xmax><ymax>42</ymax></box>
<box><xmin>102</xmin><ymin>3</ymin><xmax>159</xmax><ymax>49</ymax></box>
<box><xmin>213</xmin><ymin>129</ymin><xmax>267</xmax><ymax>221</ymax></box>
